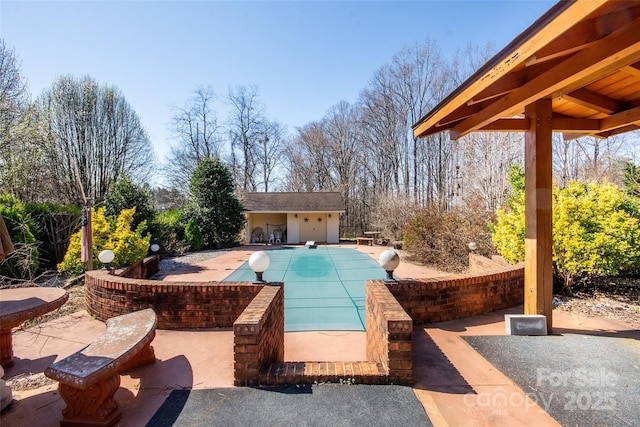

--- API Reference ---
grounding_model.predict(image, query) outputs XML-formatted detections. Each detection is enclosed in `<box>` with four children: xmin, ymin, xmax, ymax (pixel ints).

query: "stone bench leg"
<box><xmin>0</xmin><ymin>329</ymin><xmax>14</xmax><ymax>368</ymax></box>
<box><xmin>119</xmin><ymin>341</ymin><xmax>156</xmax><ymax>373</ymax></box>
<box><xmin>58</xmin><ymin>374</ymin><xmax>121</xmax><ymax>427</ymax></box>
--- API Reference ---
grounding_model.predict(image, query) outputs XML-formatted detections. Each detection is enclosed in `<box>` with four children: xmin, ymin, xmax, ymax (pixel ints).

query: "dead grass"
<box><xmin>6</xmin><ymin>372</ymin><xmax>56</xmax><ymax>391</ymax></box>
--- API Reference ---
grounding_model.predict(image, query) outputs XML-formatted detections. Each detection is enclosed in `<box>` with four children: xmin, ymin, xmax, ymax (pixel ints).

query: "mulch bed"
<box><xmin>554</xmin><ymin>277</ymin><xmax>640</xmax><ymax>328</ymax></box>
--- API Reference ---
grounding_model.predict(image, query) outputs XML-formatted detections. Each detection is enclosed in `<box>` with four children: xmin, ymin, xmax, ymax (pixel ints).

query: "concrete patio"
<box><xmin>1</xmin><ymin>244</ymin><xmax>638</xmax><ymax>426</ymax></box>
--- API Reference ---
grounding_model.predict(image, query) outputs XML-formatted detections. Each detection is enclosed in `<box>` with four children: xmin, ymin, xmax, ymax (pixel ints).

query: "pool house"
<box><xmin>242</xmin><ymin>192</ymin><xmax>345</xmax><ymax>245</ymax></box>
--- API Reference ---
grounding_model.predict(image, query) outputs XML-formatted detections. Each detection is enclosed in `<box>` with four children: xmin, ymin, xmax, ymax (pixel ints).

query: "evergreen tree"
<box><xmin>623</xmin><ymin>160</ymin><xmax>640</xmax><ymax>199</ymax></box>
<box><xmin>183</xmin><ymin>158</ymin><xmax>245</xmax><ymax>247</ymax></box>
<box><xmin>104</xmin><ymin>174</ymin><xmax>155</xmax><ymax>230</ymax></box>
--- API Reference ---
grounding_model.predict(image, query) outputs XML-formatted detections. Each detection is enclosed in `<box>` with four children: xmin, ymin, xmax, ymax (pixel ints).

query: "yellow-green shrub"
<box><xmin>491</xmin><ymin>201</ymin><xmax>525</xmax><ymax>264</ymax></box>
<box><xmin>58</xmin><ymin>207</ymin><xmax>151</xmax><ymax>276</ymax></box>
<box><xmin>491</xmin><ymin>164</ymin><xmax>526</xmax><ymax>264</ymax></box>
<box><xmin>553</xmin><ymin>181</ymin><xmax>640</xmax><ymax>288</ymax></box>
<box><xmin>492</xmin><ymin>179</ymin><xmax>640</xmax><ymax>291</ymax></box>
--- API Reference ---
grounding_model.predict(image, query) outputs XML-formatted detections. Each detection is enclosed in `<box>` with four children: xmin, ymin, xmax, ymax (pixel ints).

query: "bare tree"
<box><xmin>283</xmin><ymin>121</ymin><xmax>333</xmax><ymax>192</ymax></box>
<box><xmin>0</xmin><ymin>40</ymin><xmax>49</xmax><ymax>202</ymax></box>
<box><xmin>0</xmin><ymin>103</ymin><xmax>52</xmax><ymax>202</ymax></box>
<box><xmin>553</xmin><ymin>134</ymin><xmax>582</xmax><ymax>187</ymax></box>
<box><xmin>323</xmin><ymin>101</ymin><xmax>363</xmax><ymax>233</ymax></box>
<box><xmin>390</xmin><ymin>39</ymin><xmax>445</xmax><ymax>201</ymax></box>
<box><xmin>37</xmin><ymin>75</ymin><xmax>153</xmax><ymax>203</ymax></box>
<box><xmin>577</xmin><ymin>135</ymin><xmax>628</xmax><ymax>184</ymax></box>
<box><xmin>449</xmin><ymin>42</ymin><xmax>497</xmax><ymax>86</ymax></box>
<box><xmin>0</xmin><ymin>40</ymin><xmax>28</xmax><ymax>146</ymax></box>
<box><xmin>227</xmin><ymin>85</ymin><xmax>266</xmax><ymax>194</ymax></box>
<box><xmin>553</xmin><ymin>134</ymin><xmax>631</xmax><ymax>187</ymax></box>
<box><xmin>165</xmin><ymin>86</ymin><xmax>222</xmax><ymax>192</ymax></box>
<box><xmin>255</xmin><ymin>120</ymin><xmax>287</xmax><ymax>192</ymax></box>
<box><xmin>458</xmin><ymin>132</ymin><xmax>522</xmax><ymax>211</ymax></box>
<box><xmin>370</xmin><ymin>192</ymin><xmax>416</xmax><ymax>241</ymax></box>
<box><xmin>359</xmin><ymin>64</ymin><xmax>403</xmax><ymax>196</ymax></box>
<box><xmin>358</xmin><ymin>38</ymin><xmax>451</xmax><ymax>207</ymax></box>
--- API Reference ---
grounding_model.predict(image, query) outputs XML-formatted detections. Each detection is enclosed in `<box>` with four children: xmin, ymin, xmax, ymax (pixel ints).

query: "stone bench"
<box><xmin>45</xmin><ymin>308</ymin><xmax>157</xmax><ymax>427</ymax></box>
<box><xmin>356</xmin><ymin>237</ymin><xmax>373</xmax><ymax>246</ymax></box>
<box><xmin>0</xmin><ymin>287</ymin><xmax>69</xmax><ymax>368</ymax></box>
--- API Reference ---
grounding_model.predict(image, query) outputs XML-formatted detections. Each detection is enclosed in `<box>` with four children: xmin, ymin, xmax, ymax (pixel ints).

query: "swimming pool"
<box><xmin>222</xmin><ymin>247</ymin><xmax>387</xmax><ymax>332</ymax></box>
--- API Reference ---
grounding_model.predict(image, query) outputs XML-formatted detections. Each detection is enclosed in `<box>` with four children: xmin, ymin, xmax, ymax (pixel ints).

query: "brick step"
<box><xmin>259</xmin><ymin>361</ymin><xmax>389</xmax><ymax>386</ymax></box>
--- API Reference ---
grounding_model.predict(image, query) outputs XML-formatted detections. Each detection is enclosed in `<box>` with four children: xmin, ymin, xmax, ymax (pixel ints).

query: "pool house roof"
<box><xmin>242</xmin><ymin>192</ymin><xmax>345</xmax><ymax>213</ymax></box>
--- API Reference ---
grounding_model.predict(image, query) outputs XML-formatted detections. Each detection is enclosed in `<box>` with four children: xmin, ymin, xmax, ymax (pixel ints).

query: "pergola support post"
<box><xmin>524</xmin><ymin>98</ymin><xmax>554</xmax><ymax>333</ymax></box>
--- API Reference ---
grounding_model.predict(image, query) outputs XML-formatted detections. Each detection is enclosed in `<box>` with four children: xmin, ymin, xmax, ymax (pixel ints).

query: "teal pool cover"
<box><xmin>222</xmin><ymin>247</ymin><xmax>387</xmax><ymax>332</ymax></box>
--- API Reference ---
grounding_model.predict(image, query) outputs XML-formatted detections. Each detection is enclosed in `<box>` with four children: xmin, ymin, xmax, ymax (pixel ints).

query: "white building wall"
<box><xmin>287</xmin><ymin>213</ymin><xmax>300</xmax><ymax>244</ymax></box>
<box><xmin>246</xmin><ymin>211</ymin><xmax>340</xmax><ymax>244</ymax></box>
<box><xmin>244</xmin><ymin>213</ymin><xmax>253</xmax><ymax>244</ymax></box>
<box><xmin>327</xmin><ymin>212</ymin><xmax>340</xmax><ymax>243</ymax></box>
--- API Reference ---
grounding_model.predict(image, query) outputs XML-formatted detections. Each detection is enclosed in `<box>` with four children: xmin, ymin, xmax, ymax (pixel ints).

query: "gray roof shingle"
<box><xmin>242</xmin><ymin>192</ymin><xmax>344</xmax><ymax>212</ymax></box>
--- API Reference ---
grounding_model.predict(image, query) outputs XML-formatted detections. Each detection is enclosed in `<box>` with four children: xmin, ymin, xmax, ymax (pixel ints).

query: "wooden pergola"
<box><xmin>412</xmin><ymin>0</ymin><xmax>640</xmax><ymax>332</ymax></box>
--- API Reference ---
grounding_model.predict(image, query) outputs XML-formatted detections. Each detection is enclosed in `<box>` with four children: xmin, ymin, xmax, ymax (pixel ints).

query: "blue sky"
<box><xmin>1</xmin><ymin>0</ymin><xmax>555</xmax><ymax>162</ymax></box>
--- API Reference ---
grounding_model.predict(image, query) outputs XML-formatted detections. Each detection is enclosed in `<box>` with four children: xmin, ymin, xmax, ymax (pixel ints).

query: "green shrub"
<box><xmin>492</xmin><ymin>178</ymin><xmax>640</xmax><ymax>292</ymax></box>
<box><xmin>58</xmin><ymin>206</ymin><xmax>151</xmax><ymax>276</ymax></box>
<box><xmin>151</xmin><ymin>209</ymin><xmax>187</xmax><ymax>254</ymax></box>
<box><xmin>491</xmin><ymin>203</ymin><xmax>525</xmax><ymax>264</ymax></box>
<box><xmin>0</xmin><ymin>194</ymin><xmax>40</xmax><ymax>279</ymax></box>
<box><xmin>155</xmin><ymin>208</ymin><xmax>183</xmax><ymax>230</ymax></box>
<box><xmin>185</xmin><ymin>218</ymin><xmax>204</xmax><ymax>251</ymax></box>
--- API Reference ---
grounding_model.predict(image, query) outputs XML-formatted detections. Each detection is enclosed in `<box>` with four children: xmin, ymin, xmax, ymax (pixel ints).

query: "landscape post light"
<box><xmin>98</xmin><ymin>249</ymin><xmax>115</xmax><ymax>272</ymax></box>
<box><xmin>379</xmin><ymin>249</ymin><xmax>400</xmax><ymax>283</ymax></box>
<box><xmin>248</xmin><ymin>251</ymin><xmax>270</xmax><ymax>284</ymax></box>
<box><xmin>150</xmin><ymin>243</ymin><xmax>160</xmax><ymax>253</ymax></box>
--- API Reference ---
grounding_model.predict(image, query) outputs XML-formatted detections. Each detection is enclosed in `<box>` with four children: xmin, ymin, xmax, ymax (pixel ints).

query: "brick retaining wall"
<box><xmin>384</xmin><ymin>264</ymin><xmax>524</xmax><ymax>324</ymax></box>
<box><xmin>84</xmin><ymin>269</ymin><xmax>263</xmax><ymax>329</ymax></box>
<box><xmin>468</xmin><ymin>253</ymin><xmax>511</xmax><ymax>273</ymax></box>
<box><xmin>118</xmin><ymin>256</ymin><xmax>160</xmax><ymax>279</ymax></box>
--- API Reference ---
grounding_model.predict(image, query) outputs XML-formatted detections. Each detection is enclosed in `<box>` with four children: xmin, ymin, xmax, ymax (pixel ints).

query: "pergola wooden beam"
<box><xmin>434</xmin><ymin>102</ymin><xmax>484</xmax><ymax>128</ymax></box>
<box><xmin>551</xmin><ymin>117</ymin><xmax>601</xmax><ymax>133</ymax></box>
<box><xmin>526</xmin><ymin>4</ymin><xmax>640</xmax><ymax>66</ymax></box>
<box><xmin>595</xmin><ymin>124</ymin><xmax>640</xmax><ymax>139</ymax></box>
<box><xmin>563</xmin><ymin>88</ymin><xmax>627</xmax><ymax>115</ymax></box>
<box><xmin>412</xmin><ymin>0</ymin><xmax>609</xmax><ymax>139</ymax></box>
<box><xmin>475</xmin><ymin>113</ymin><xmax>640</xmax><ymax>135</ymax></box>
<box><xmin>479</xmin><ymin>117</ymin><xmax>603</xmax><ymax>133</ymax></box>
<box><xmin>622</xmin><ymin>63</ymin><xmax>640</xmax><ymax>78</ymax></box>
<box><xmin>600</xmin><ymin>105</ymin><xmax>640</xmax><ymax>132</ymax></box>
<box><xmin>468</xmin><ymin>58</ymin><xmax>566</xmax><ymax>106</ymax></box>
<box><xmin>449</xmin><ymin>17</ymin><xmax>640</xmax><ymax>140</ymax></box>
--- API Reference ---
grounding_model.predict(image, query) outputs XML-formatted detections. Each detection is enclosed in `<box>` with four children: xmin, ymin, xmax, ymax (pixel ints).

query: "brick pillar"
<box><xmin>366</xmin><ymin>280</ymin><xmax>413</xmax><ymax>385</ymax></box>
<box><xmin>233</xmin><ymin>285</ymin><xmax>284</xmax><ymax>386</ymax></box>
